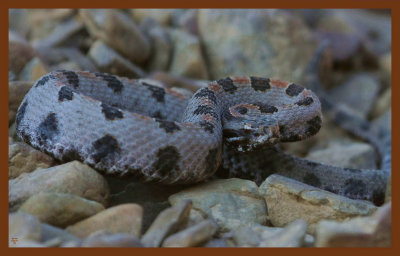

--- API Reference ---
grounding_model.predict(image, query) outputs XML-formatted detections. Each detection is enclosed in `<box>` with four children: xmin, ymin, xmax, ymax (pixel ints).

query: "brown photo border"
<box><xmin>2</xmin><ymin>0</ymin><xmax>398</xmax><ymax>255</ymax></box>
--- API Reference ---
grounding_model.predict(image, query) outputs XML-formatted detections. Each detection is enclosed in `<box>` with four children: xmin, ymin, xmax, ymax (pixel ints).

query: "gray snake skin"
<box><xmin>15</xmin><ymin>45</ymin><xmax>390</xmax><ymax>205</ymax></box>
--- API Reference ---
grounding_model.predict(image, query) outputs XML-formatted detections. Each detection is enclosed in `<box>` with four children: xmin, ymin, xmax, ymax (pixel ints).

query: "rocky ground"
<box><xmin>9</xmin><ymin>9</ymin><xmax>391</xmax><ymax>247</ymax></box>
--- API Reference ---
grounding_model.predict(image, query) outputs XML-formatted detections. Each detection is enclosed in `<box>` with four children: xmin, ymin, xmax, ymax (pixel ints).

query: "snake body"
<box><xmin>15</xmin><ymin>46</ymin><xmax>391</xmax><ymax>205</ymax></box>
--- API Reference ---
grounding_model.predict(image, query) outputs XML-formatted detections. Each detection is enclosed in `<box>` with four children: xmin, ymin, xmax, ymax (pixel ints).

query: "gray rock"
<box><xmin>18</xmin><ymin>57</ymin><xmax>48</xmax><ymax>82</ymax></box>
<box><xmin>258</xmin><ymin>220</ymin><xmax>307</xmax><ymax>247</ymax></box>
<box><xmin>40</xmin><ymin>223</ymin><xmax>81</xmax><ymax>244</ymax></box>
<box><xmin>169</xmin><ymin>178</ymin><xmax>267</xmax><ymax>232</ymax></box>
<box><xmin>162</xmin><ymin>219</ymin><xmax>218</xmax><ymax>247</ymax></box>
<box><xmin>198</xmin><ymin>9</ymin><xmax>316</xmax><ymax>81</ymax></box>
<box><xmin>141</xmin><ymin>199</ymin><xmax>192</xmax><ymax>247</ymax></box>
<box><xmin>66</xmin><ymin>204</ymin><xmax>143</xmax><ymax>239</ymax></box>
<box><xmin>306</xmin><ymin>140</ymin><xmax>378</xmax><ymax>170</ymax></box>
<box><xmin>19</xmin><ymin>192</ymin><xmax>105</xmax><ymax>228</ymax></box>
<box><xmin>9</xmin><ymin>161</ymin><xmax>109</xmax><ymax>211</ymax></box>
<box><xmin>9</xmin><ymin>81</ymin><xmax>34</xmax><ymax>124</ymax></box>
<box><xmin>315</xmin><ymin>202</ymin><xmax>391</xmax><ymax>247</ymax></box>
<box><xmin>80</xmin><ymin>9</ymin><xmax>150</xmax><ymax>64</ymax></box>
<box><xmin>168</xmin><ymin>28</ymin><xmax>208</xmax><ymax>79</ymax></box>
<box><xmin>88</xmin><ymin>40</ymin><xmax>146</xmax><ymax>78</ymax></box>
<box><xmin>259</xmin><ymin>175</ymin><xmax>377</xmax><ymax>234</ymax></box>
<box><xmin>130</xmin><ymin>9</ymin><xmax>177</xmax><ymax>26</ymax></box>
<box><xmin>81</xmin><ymin>232</ymin><xmax>143</xmax><ymax>247</ymax></box>
<box><xmin>9</xmin><ymin>38</ymin><xmax>37</xmax><ymax>75</ymax></box>
<box><xmin>148</xmin><ymin>71</ymin><xmax>204</xmax><ymax>92</ymax></box>
<box><xmin>372</xmin><ymin>96</ymin><xmax>391</xmax><ymax>130</ymax></box>
<box><xmin>9</xmin><ymin>212</ymin><xmax>42</xmax><ymax>246</ymax></box>
<box><xmin>203</xmin><ymin>238</ymin><xmax>233</xmax><ymax>247</ymax></box>
<box><xmin>9</xmin><ymin>142</ymin><xmax>55</xmax><ymax>179</ymax></box>
<box><xmin>9</xmin><ymin>9</ymin><xmax>30</xmax><ymax>37</ymax></box>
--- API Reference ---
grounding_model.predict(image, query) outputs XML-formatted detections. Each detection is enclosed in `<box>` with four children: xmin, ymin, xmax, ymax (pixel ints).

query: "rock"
<box><xmin>9</xmin><ymin>9</ymin><xmax>30</xmax><ymax>37</ymax></box>
<box><xmin>258</xmin><ymin>220</ymin><xmax>307</xmax><ymax>247</ymax></box>
<box><xmin>130</xmin><ymin>9</ymin><xmax>177</xmax><ymax>26</ymax></box>
<box><xmin>329</xmin><ymin>74</ymin><xmax>380</xmax><ymax>119</ymax></box>
<box><xmin>315</xmin><ymin>202</ymin><xmax>391</xmax><ymax>247</ymax></box>
<box><xmin>81</xmin><ymin>232</ymin><xmax>143</xmax><ymax>247</ymax></box>
<box><xmin>88</xmin><ymin>40</ymin><xmax>146</xmax><ymax>78</ymax></box>
<box><xmin>173</xmin><ymin>9</ymin><xmax>199</xmax><ymax>35</ymax></box>
<box><xmin>168</xmin><ymin>29</ymin><xmax>208</xmax><ymax>79</ymax></box>
<box><xmin>9</xmin><ymin>142</ymin><xmax>55</xmax><ymax>179</ymax></box>
<box><xmin>9</xmin><ymin>37</ymin><xmax>37</xmax><ymax>75</ymax></box>
<box><xmin>148</xmin><ymin>71</ymin><xmax>204</xmax><ymax>92</ymax></box>
<box><xmin>371</xmin><ymin>88</ymin><xmax>391</xmax><ymax>121</ymax></box>
<box><xmin>9</xmin><ymin>81</ymin><xmax>34</xmax><ymax>123</ymax></box>
<box><xmin>169</xmin><ymin>178</ymin><xmax>267</xmax><ymax>232</ymax></box>
<box><xmin>9</xmin><ymin>161</ymin><xmax>109</xmax><ymax>211</ymax></box>
<box><xmin>198</xmin><ymin>9</ymin><xmax>316</xmax><ymax>81</ymax></box>
<box><xmin>306</xmin><ymin>140</ymin><xmax>378</xmax><ymax>170</ymax></box>
<box><xmin>66</xmin><ymin>204</ymin><xmax>142</xmax><ymax>239</ymax></box>
<box><xmin>162</xmin><ymin>219</ymin><xmax>218</xmax><ymax>247</ymax></box>
<box><xmin>259</xmin><ymin>175</ymin><xmax>377</xmax><ymax>234</ymax></box>
<box><xmin>379</xmin><ymin>52</ymin><xmax>391</xmax><ymax>86</ymax></box>
<box><xmin>19</xmin><ymin>57</ymin><xmax>48</xmax><ymax>81</ymax></box>
<box><xmin>204</xmin><ymin>238</ymin><xmax>233</xmax><ymax>247</ymax></box>
<box><xmin>19</xmin><ymin>192</ymin><xmax>105</xmax><ymax>228</ymax></box>
<box><xmin>40</xmin><ymin>223</ymin><xmax>81</xmax><ymax>244</ymax></box>
<box><xmin>314</xmin><ymin>31</ymin><xmax>361</xmax><ymax>61</ymax></box>
<box><xmin>141</xmin><ymin>199</ymin><xmax>192</xmax><ymax>247</ymax></box>
<box><xmin>80</xmin><ymin>9</ymin><xmax>150</xmax><ymax>64</ymax></box>
<box><xmin>9</xmin><ymin>212</ymin><xmax>42</xmax><ymax>245</ymax></box>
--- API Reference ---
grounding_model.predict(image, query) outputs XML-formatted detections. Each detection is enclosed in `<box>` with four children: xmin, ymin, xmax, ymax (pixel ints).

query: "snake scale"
<box><xmin>15</xmin><ymin>45</ymin><xmax>390</xmax><ymax>205</ymax></box>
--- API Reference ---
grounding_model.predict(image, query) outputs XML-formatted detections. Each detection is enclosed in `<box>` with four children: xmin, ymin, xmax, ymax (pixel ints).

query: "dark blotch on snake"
<box><xmin>193</xmin><ymin>105</ymin><xmax>218</xmax><ymax>119</ymax></box>
<box><xmin>254</xmin><ymin>102</ymin><xmax>278</xmax><ymax>114</ymax></box>
<box><xmin>62</xmin><ymin>71</ymin><xmax>80</xmax><ymax>89</ymax></box>
<box><xmin>95</xmin><ymin>73</ymin><xmax>124</xmax><ymax>93</ymax></box>
<box><xmin>199</xmin><ymin>121</ymin><xmax>215</xmax><ymax>134</ymax></box>
<box><xmin>153</xmin><ymin>146</ymin><xmax>181</xmax><ymax>176</ymax></box>
<box><xmin>151</xmin><ymin>111</ymin><xmax>163</xmax><ymax>119</ymax></box>
<box><xmin>156</xmin><ymin>119</ymin><xmax>181</xmax><ymax>133</ymax></box>
<box><xmin>295</xmin><ymin>97</ymin><xmax>314</xmax><ymax>106</ymax></box>
<box><xmin>37</xmin><ymin>112</ymin><xmax>59</xmax><ymax>145</ymax></box>
<box><xmin>279</xmin><ymin>125</ymin><xmax>302</xmax><ymax>142</ymax></box>
<box><xmin>58</xmin><ymin>86</ymin><xmax>74</xmax><ymax>102</ymax></box>
<box><xmin>303</xmin><ymin>173</ymin><xmax>322</xmax><ymax>187</ymax></box>
<box><xmin>372</xmin><ymin>189</ymin><xmax>385</xmax><ymax>206</ymax></box>
<box><xmin>142</xmin><ymin>82</ymin><xmax>166</xmax><ymax>103</ymax></box>
<box><xmin>306</xmin><ymin>116</ymin><xmax>322</xmax><ymax>136</ymax></box>
<box><xmin>217</xmin><ymin>78</ymin><xmax>237</xmax><ymax>93</ymax></box>
<box><xmin>35</xmin><ymin>75</ymin><xmax>55</xmax><ymax>87</ymax></box>
<box><xmin>16</xmin><ymin>100</ymin><xmax>28</xmax><ymax>127</ymax></box>
<box><xmin>101</xmin><ymin>103</ymin><xmax>124</xmax><ymax>120</ymax></box>
<box><xmin>250</xmin><ymin>77</ymin><xmax>271</xmax><ymax>91</ymax></box>
<box><xmin>61</xmin><ymin>148</ymin><xmax>83</xmax><ymax>162</ymax></box>
<box><xmin>92</xmin><ymin>134</ymin><xmax>121</xmax><ymax>163</ymax></box>
<box><xmin>205</xmin><ymin>147</ymin><xmax>220</xmax><ymax>173</ymax></box>
<box><xmin>236</xmin><ymin>106</ymin><xmax>248</xmax><ymax>115</ymax></box>
<box><xmin>285</xmin><ymin>83</ymin><xmax>304</xmax><ymax>96</ymax></box>
<box><xmin>194</xmin><ymin>88</ymin><xmax>217</xmax><ymax>104</ymax></box>
<box><xmin>344</xmin><ymin>178</ymin><xmax>367</xmax><ymax>197</ymax></box>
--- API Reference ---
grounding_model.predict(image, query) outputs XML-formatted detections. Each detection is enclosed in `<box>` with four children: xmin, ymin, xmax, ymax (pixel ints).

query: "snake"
<box><xmin>15</xmin><ymin>45</ymin><xmax>390</xmax><ymax>205</ymax></box>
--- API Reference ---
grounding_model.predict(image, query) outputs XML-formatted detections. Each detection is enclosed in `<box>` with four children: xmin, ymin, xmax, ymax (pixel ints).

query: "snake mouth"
<box><xmin>223</xmin><ymin>127</ymin><xmax>279</xmax><ymax>152</ymax></box>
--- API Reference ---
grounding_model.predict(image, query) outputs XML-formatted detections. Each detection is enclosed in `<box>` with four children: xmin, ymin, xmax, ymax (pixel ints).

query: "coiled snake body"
<box><xmin>16</xmin><ymin>47</ymin><xmax>390</xmax><ymax>205</ymax></box>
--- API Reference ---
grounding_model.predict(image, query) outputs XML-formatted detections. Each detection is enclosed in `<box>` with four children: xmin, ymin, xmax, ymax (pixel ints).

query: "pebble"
<box><xmin>169</xmin><ymin>178</ymin><xmax>267</xmax><ymax>232</ymax></box>
<box><xmin>198</xmin><ymin>9</ymin><xmax>316</xmax><ymax>81</ymax></box>
<box><xmin>9</xmin><ymin>142</ymin><xmax>55</xmax><ymax>179</ymax></box>
<box><xmin>88</xmin><ymin>40</ymin><xmax>146</xmax><ymax>78</ymax></box>
<box><xmin>19</xmin><ymin>192</ymin><xmax>105</xmax><ymax>228</ymax></box>
<box><xmin>81</xmin><ymin>232</ymin><xmax>143</xmax><ymax>247</ymax></box>
<box><xmin>168</xmin><ymin>28</ymin><xmax>208</xmax><ymax>79</ymax></box>
<box><xmin>18</xmin><ymin>57</ymin><xmax>48</xmax><ymax>81</ymax></box>
<box><xmin>130</xmin><ymin>9</ymin><xmax>177</xmax><ymax>26</ymax></box>
<box><xmin>314</xmin><ymin>30</ymin><xmax>361</xmax><ymax>61</ymax></box>
<box><xmin>40</xmin><ymin>223</ymin><xmax>81</xmax><ymax>244</ymax></box>
<box><xmin>66</xmin><ymin>204</ymin><xmax>143</xmax><ymax>238</ymax></box>
<box><xmin>148</xmin><ymin>71</ymin><xmax>204</xmax><ymax>92</ymax></box>
<box><xmin>9</xmin><ymin>161</ymin><xmax>109</xmax><ymax>211</ymax></box>
<box><xmin>9</xmin><ymin>81</ymin><xmax>34</xmax><ymax>123</ymax></box>
<box><xmin>9</xmin><ymin>37</ymin><xmax>37</xmax><ymax>76</ymax></box>
<box><xmin>162</xmin><ymin>219</ymin><xmax>218</xmax><ymax>247</ymax></box>
<box><xmin>258</xmin><ymin>220</ymin><xmax>308</xmax><ymax>247</ymax></box>
<box><xmin>315</xmin><ymin>202</ymin><xmax>391</xmax><ymax>247</ymax></box>
<box><xmin>80</xmin><ymin>9</ymin><xmax>150</xmax><ymax>64</ymax></box>
<box><xmin>371</xmin><ymin>88</ymin><xmax>391</xmax><ymax>121</ymax></box>
<box><xmin>141</xmin><ymin>199</ymin><xmax>192</xmax><ymax>247</ymax></box>
<box><xmin>306</xmin><ymin>140</ymin><xmax>378</xmax><ymax>170</ymax></box>
<box><xmin>9</xmin><ymin>212</ymin><xmax>42</xmax><ymax>245</ymax></box>
<box><xmin>259</xmin><ymin>174</ymin><xmax>377</xmax><ymax>234</ymax></box>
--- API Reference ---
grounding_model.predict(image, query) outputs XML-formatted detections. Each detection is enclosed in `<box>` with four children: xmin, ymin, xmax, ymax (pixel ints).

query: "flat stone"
<box><xmin>162</xmin><ymin>219</ymin><xmax>218</xmax><ymax>247</ymax></box>
<box><xmin>315</xmin><ymin>202</ymin><xmax>391</xmax><ymax>247</ymax></box>
<box><xmin>66</xmin><ymin>204</ymin><xmax>142</xmax><ymax>239</ymax></box>
<box><xmin>9</xmin><ymin>161</ymin><xmax>109</xmax><ymax>211</ymax></box>
<box><xmin>9</xmin><ymin>81</ymin><xmax>34</xmax><ymax>124</ymax></box>
<box><xmin>141</xmin><ymin>199</ymin><xmax>192</xmax><ymax>247</ymax></box>
<box><xmin>169</xmin><ymin>178</ymin><xmax>267</xmax><ymax>232</ymax></box>
<box><xmin>9</xmin><ymin>212</ymin><xmax>42</xmax><ymax>246</ymax></box>
<box><xmin>168</xmin><ymin>28</ymin><xmax>208</xmax><ymax>79</ymax></box>
<box><xmin>88</xmin><ymin>40</ymin><xmax>146</xmax><ymax>78</ymax></box>
<box><xmin>80</xmin><ymin>9</ymin><xmax>150</xmax><ymax>64</ymax></box>
<box><xmin>19</xmin><ymin>192</ymin><xmax>105</xmax><ymax>228</ymax></box>
<box><xmin>9</xmin><ymin>142</ymin><xmax>55</xmax><ymax>179</ymax></box>
<box><xmin>259</xmin><ymin>175</ymin><xmax>377</xmax><ymax>234</ymax></box>
<box><xmin>258</xmin><ymin>220</ymin><xmax>307</xmax><ymax>247</ymax></box>
<box><xmin>81</xmin><ymin>232</ymin><xmax>143</xmax><ymax>247</ymax></box>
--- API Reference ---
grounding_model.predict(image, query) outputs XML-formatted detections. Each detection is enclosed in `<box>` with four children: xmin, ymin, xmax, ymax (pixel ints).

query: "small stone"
<box><xmin>9</xmin><ymin>212</ymin><xmax>42</xmax><ymax>245</ymax></box>
<box><xmin>9</xmin><ymin>38</ymin><xmax>37</xmax><ymax>75</ymax></box>
<box><xmin>88</xmin><ymin>40</ymin><xmax>146</xmax><ymax>78</ymax></box>
<box><xmin>258</xmin><ymin>220</ymin><xmax>307</xmax><ymax>247</ymax></box>
<box><xmin>66</xmin><ymin>204</ymin><xmax>142</xmax><ymax>239</ymax></box>
<box><xmin>259</xmin><ymin>175</ymin><xmax>377</xmax><ymax>234</ymax></box>
<box><xmin>9</xmin><ymin>161</ymin><xmax>109</xmax><ymax>211</ymax></box>
<box><xmin>40</xmin><ymin>223</ymin><xmax>81</xmax><ymax>244</ymax></box>
<box><xmin>148</xmin><ymin>71</ymin><xmax>205</xmax><ymax>92</ymax></box>
<box><xmin>306</xmin><ymin>140</ymin><xmax>378</xmax><ymax>170</ymax></box>
<box><xmin>162</xmin><ymin>219</ymin><xmax>218</xmax><ymax>247</ymax></box>
<box><xmin>81</xmin><ymin>232</ymin><xmax>143</xmax><ymax>247</ymax></box>
<box><xmin>130</xmin><ymin>9</ymin><xmax>177</xmax><ymax>26</ymax></box>
<box><xmin>168</xmin><ymin>29</ymin><xmax>209</xmax><ymax>80</ymax></box>
<box><xmin>9</xmin><ymin>142</ymin><xmax>55</xmax><ymax>179</ymax></box>
<box><xmin>19</xmin><ymin>192</ymin><xmax>105</xmax><ymax>228</ymax></box>
<box><xmin>141</xmin><ymin>199</ymin><xmax>192</xmax><ymax>247</ymax></box>
<box><xmin>371</xmin><ymin>88</ymin><xmax>391</xmax><ymax>121</ymax></box>
<box><xmin>315</xmin><ymin>202</ymin><xmax>391</xmax><ymax>247</ymax></box>
<box><xmin>80</xmin><ymin>9</ymin><xmax>150</xmax><ymax>64</ymax></box>
<box><xmin>19</xmin><ymin>57</ymin><xmax>48</xmax><ymax>82</ymax></box>
<box><xmin>204</xmin><ymin>238</ymin><xmax>233</xmax><ymax>247</ymax></box>
<box><xmin>9</xmin><ymin>81</ymin><xmax>34</xmax><ymax>124</ymax></box>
